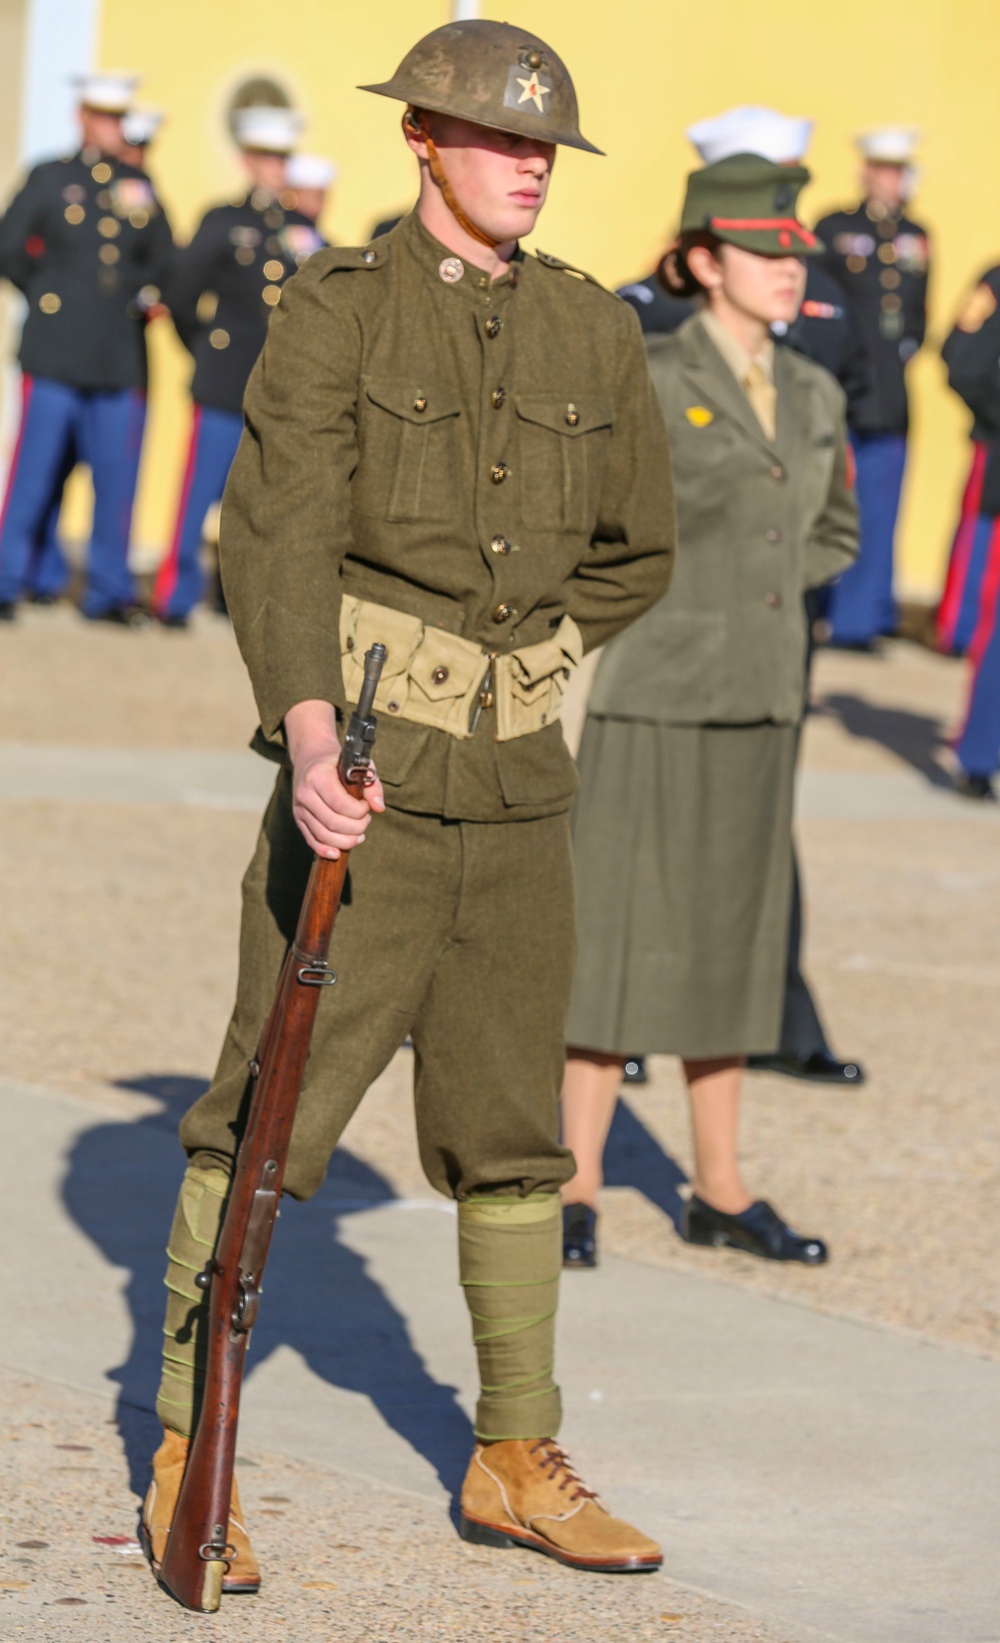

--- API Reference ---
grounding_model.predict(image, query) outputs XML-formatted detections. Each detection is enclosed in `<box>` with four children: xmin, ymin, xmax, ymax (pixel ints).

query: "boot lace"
<box><xmin>529</xmin><ymin>1440</ymin><xmax>599</xmax><ymax>1504</ymax></box>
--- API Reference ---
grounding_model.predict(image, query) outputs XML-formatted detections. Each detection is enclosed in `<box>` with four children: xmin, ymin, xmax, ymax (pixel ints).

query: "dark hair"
<box><xmin>659</xmin><ymin>229</ymin><xmax>722</xmax><ymax>300</ymax></box>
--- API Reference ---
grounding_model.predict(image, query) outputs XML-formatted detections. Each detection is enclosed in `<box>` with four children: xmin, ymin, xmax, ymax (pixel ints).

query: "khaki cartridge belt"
<box><xmin>340</xmin><ymin>593</ymin><xmax>583</xmax><ymax>741</ymax></box>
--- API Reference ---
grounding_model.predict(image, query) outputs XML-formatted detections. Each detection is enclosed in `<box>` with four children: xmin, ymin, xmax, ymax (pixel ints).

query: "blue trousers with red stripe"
<box><xmin>153</xmin><ymin>405</ymin><xmax>242</xmax><ymax>620</ymax></box>
<box><xmin>956</xmin><ymin>532</ymin><xmax>1000</xmax><ymax>778</ymax></box>
<box><xmin>827</xmin><ymin>432</ymin><xmax>907</xmax><ymax>645</ymax></box>
<box><xmin>0</xmin><ymin>376</ymin><xmax>145</xmax><ymax>614</ymax></box>
<box><xmin>936</xmin><ymin>444</ymin><xmax>995</xmax><ymax>656</ymax></box>
<box><xmin>26</xmin><ymin>438</ymin><xmax>78</xmax><ymax>599</ymax></box>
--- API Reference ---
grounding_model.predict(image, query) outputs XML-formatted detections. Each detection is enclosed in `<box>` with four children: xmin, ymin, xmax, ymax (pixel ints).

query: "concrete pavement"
<box><xmin>2</xmin><ymin>618</ymin><xmax>999</xmax><ymax>1640</ymax></box>
<box><xmin>2</xmin><ymin>1072</ymin><xmax>998</xmax><ymax>1642</ymax></box>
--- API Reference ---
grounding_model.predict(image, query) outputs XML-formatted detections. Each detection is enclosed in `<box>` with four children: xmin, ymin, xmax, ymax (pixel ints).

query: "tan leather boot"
<box><xmin>141</xmin><ymin>1429</ymin><xmax>261</xmax><ymax>1594</ymax></box>
<box><xmin>460</xmin><ymin>1438</ymin><xmax>662</xmax><ymax>1572</ymax></box>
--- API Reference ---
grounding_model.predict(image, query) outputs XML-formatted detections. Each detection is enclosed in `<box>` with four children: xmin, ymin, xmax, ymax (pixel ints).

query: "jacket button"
<box><xmin>485</xmin><ymin>315</ymin><xmax>502</xmax><ymax>338</ymax></box>
<box><xmin>770</xmin><ymin>465</ymin><xmax>786</xmax><ymax>483</ymax></box>
<box><xmin>492</xmin><ymin>604</ymin><xmax>516</xmax><ymax>624</ymax></box>
<box><xmin>431</xmin><ymin>665</ymin><xmax>450</xmax><ymax>684</ymax></box>
<box><xmin>565</xmin><ymin>404</ymin><xmax>580</xmax><ymax>426</ymax></box>
<box><xmin>491</xmin><ymin>386</ymin><xmax>506</xmax><ymax>409</ymax></box>
<box><xmin>362</xmin><ymin>249</ymin><xmax>376</xmax><ymax>264</ymax></box>
<box><xmin>765</xmin><ymin>528</ymin><xmax>782</xmax><ymax>543</ymax></box>
<box><xmin>490</xmin><ymin>462</ymin><xmax>510</xmax><ymax>484</ymax></box>
<box><xmin>413</xmin><ymin>395</ymin><xmax>428</xmax><ymax>413</ymax></box>
<box><xmin>490</xmin><ymin>534</ymin><xmax>512</xmax><ymax>554</ymax></box>
<box><xmin>765</xmin><ymin>591</ymin><xmax>783</xmax><ymax>609</ymax></box>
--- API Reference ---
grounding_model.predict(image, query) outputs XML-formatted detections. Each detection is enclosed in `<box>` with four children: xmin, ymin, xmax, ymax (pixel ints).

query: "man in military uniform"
<box><xmin>937</xmin><ymin>269</ymin><xmax>1000</xmax><ymax>659</ymax></box>
<box><xmin>141</xmin><ymin>20</ymin><xmax>674</xmax><ymax>1591</ymax></box>
<box><xmin>936</xmin><ymin>265</ymin><xmax>1000</xmax><ymax>798</ymax></box>
<box><xmin>0</xmin><ymin>73</ymin><xmax>173</xmax><ymax>622</ymax></box>
<box><xmin>815</xmin><ymin>129</ymin><xmax>930</xmax><ymax>649</ymax></box>
<box><xmin>152</xmin><ymin>107</ymin><xmax>323</xmax><ymax>626</ymax></box>
<box><xmin>24</xmin><ymin>106</ymin><xmax>169</xmax><ymax>609</ymax></box>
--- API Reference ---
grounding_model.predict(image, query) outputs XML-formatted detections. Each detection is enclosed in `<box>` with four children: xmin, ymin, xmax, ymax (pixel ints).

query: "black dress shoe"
<box><xmin>88</xmin><ymin>604</ymin><xmax>150</xmax><ymax>630</ymax></box>
<box><xmin>684</xmin><ymin>1196</ymin><xmax>827</xmax><ymax>1264</ymax></box>
<box><xmin>622</xmin><ymin>1056</ymin><xmax>648</xmax><ymax>1085</ymax></box>
<box><xmin>955</xmin><ymin>773</ymin><xmax>996</xmax><ymax>802</ymax></box>
<box><xmin>0</xmin><ymin>600</ymin><xmax>16</xmax><ymax>622</ymax></box>
<box><xmin>29</xmin><ymin>592</ymin><xmax>59</xmax><ymax>607</ymax></box>
<box><xmin>827</xmin><ymin>636</ymin><xmax>883</xmax><ymax>655</ymax></box>
<box><xmin>746</xmin><ymin>1050</ymin><xmax>865</xmax><ymax>1085</ymax></box>
<box><xmin>562</xmin><ymin>1203</ymin><xmax>598</xmax><ymax>1269</ymax></box>
<box><xmin>158</xmin><ymin>613</ymin><xmax>190</xmax><ymax>630</ymax></box>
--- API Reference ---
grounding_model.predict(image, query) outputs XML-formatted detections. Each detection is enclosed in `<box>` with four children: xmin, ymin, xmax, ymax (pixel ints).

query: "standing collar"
<box><xmin>399</xmin><ymin>210</ymin><xmax>522</xmax><ymax>307</ymax></box>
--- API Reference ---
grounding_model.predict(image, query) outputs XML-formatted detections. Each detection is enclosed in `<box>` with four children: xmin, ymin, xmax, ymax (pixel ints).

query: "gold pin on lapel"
<box><xmin>685</xmin><ymin>405</ymin><xmax>714</xmax><ymax>427</ymax></box>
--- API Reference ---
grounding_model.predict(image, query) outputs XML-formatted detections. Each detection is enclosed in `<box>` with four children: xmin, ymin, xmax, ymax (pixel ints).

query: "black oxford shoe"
<box><xmin>0</xmin><ymin>600</ymin><xmax>16</xmax><ymax>621</ymax></box>
<box><xmin>562</xmin><ymin>1203</ymin><xmax>598</xmax><ymax>1269</ymax></box>
<box><xmin>684</xmin><ymin>1196</ymin><xmax>828</xmax><ymax>1265</ymax></box>
<box><xmin>955</xmin><ymin>773</ymin><xmax>996</xmax><ymax>802</ymax></box>
<box><xmin>88</xmin><ymin>604</ymin><xmax>150</xmax><ymax>630</ymax></box>
<box><xmin>747</xmin><ymin>1050</ymin><xmax>865</xmax><ymax>1085</ymax></box>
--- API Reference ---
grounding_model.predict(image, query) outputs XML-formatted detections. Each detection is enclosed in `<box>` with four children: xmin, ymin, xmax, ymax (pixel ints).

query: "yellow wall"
<box><xmin>99</xmin><ymin>0</ymin><xmax>1000</xmax><ymax>596</ymax></box>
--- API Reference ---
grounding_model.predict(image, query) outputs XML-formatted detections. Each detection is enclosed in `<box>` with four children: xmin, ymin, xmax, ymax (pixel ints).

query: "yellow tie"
<box><xmin>743</xmin><ymin>359</ymin><xmax>777</xmax><ymax>442</ymax></box>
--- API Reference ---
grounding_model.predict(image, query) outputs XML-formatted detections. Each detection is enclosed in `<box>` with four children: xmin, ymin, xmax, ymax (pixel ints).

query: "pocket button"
<box><xmin>431</xmin><ymin>666</ymin><xmax>450</xmax><ymax>684</ymax></box>
<box><xmin>492</xmin><ymin>604</ymin><xmax>516</xmax><ymax>624</ymax></box>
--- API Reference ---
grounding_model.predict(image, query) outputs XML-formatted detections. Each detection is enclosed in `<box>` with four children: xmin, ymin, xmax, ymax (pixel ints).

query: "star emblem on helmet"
<box><xmin>515</xmin><ymin>72</ymin><xmax>550</xmax><ymax>112</ymax></box>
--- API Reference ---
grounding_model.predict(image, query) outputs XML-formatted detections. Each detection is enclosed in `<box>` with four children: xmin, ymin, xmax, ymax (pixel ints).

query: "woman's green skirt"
<box><xmin>566</xmin><ymin>716</ymin><xmax>797</xmax><ymax>1060</ymax></box>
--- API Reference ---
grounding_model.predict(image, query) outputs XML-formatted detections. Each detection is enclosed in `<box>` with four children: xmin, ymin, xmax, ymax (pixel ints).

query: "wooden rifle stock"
<box><xmin>158</xmin><ymin>643</ymin><xmax>387</xmax><ymax>1612</ymax></box>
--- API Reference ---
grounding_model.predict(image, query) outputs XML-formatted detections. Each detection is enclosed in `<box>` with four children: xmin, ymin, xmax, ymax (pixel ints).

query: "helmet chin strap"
<box><xmin>404</xmin><ymin>108</ymin><xmax>501</xmax><ymax>250</ymax></box>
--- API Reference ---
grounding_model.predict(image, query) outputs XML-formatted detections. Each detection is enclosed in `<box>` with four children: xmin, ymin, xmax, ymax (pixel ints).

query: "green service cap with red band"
<box><xmin>680</xmin><ymin>153</ymin><xmax>821</xmax><ymax>255</ymax></box>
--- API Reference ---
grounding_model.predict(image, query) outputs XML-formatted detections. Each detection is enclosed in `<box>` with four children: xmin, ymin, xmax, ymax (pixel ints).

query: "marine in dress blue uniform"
<box><xmin>933</xmin><ymin>267</ymin><xmax>1000</xmax><ymax>797</ymax></box>
<box><xmin>0</xmin><ymin>74</ymin><xmax>173</xmax><ymax>621</ymax></box>
<box><xmin>26</xmin><ymin>106</ymin><xmax>168</xmax><ymax>607</ymax></box>
<box><xmin>152</xmin><ymin>109</ymin><xmax>325</xmax><ymax>625</ymax></box>
<box><xmin>814</xmin><ymin>128</ymin><xmax>930</xmax><ymax>647</ymax></box>
<box><xmin>937</xmin><ymin>268</ymin><xmax>1000</xmax><ymax>658</ymax></box>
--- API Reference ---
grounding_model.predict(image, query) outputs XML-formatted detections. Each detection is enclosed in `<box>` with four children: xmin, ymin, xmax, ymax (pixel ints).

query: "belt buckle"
<box><xmin>468</xmin><ymin>653</ymin><xmax>497</xmax><ymax>734</ymax></box>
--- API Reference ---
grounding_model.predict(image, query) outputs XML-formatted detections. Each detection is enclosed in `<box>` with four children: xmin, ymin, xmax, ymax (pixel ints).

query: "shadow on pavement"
<box><xmin>603</xmin><ymin>1096</ymin><xmax>688</xmax><ymax>1232</ymax></box>
<box><xmin>818</xmin><ymin>692</ymin><xmax>953</xmax><ymax>787</ymax></box>
<box><xmin>60</xmin><ymin>1073</ymin><xmax>473</xmax><ymax>1505</ymax></box>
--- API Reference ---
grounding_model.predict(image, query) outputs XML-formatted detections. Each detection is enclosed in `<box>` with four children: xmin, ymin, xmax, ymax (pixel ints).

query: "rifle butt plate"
<box><xmin>199</xmin><ymin>1559</ymin><xmax>225</xmax><ymax>1612</ymax></box>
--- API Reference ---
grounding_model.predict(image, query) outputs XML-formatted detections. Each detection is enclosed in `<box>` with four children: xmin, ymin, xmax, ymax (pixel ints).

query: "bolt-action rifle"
<box><xmin>158</xmin><ymin>643</ymin><xmax>388</xmax><ymax>1613</ymax></box>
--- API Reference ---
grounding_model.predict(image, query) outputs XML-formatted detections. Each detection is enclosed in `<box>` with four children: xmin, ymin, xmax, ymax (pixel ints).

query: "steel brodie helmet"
<box><xmin>359</xmin><ymin>19</ymin><xmax>603</xmax><ymax>156</ymax></box>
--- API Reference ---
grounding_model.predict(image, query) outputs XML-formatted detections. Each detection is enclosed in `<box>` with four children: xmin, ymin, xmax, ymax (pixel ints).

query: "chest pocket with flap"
<box><xmin>353</xmin><ymin>379</ymin><xmax>462</xmax><ymax>524</ymax></box>
<box><xmin>515</xmin><ymin>395</ymin><xmax>613</xmax><ymax>533</ymax></box>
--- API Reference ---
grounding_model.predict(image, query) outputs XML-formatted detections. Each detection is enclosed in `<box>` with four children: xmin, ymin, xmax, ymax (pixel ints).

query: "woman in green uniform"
<box><xmin>561</xmin><ymin>154</ymin><xmax>858</xmax><ymax>1268</ymax></box>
